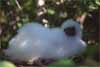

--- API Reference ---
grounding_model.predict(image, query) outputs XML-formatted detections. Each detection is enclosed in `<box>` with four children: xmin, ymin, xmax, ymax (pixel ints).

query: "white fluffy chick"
<box><xmin>4</xmin><ymin>19</ymin><xmax>86</xmax><ymax>62</ymax></box>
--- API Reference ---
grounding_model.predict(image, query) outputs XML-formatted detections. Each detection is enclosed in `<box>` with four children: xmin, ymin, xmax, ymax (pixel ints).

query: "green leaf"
<box><xmin>17</xmin><ymin>22</ymin><xmax>22</xmax><ymax>28</ymax></box>
<box><xmin>10</xmin><ymin>0</ymin><xmax>17</xmax><ymax>7</ymax></box>
<box><xmin>47</xmin><ymin>9</ymin><xmax>55</xmax><ymax>15</ymax></box>
<box><xmin>95</xmin><ymin>0</ymin><xmax>100</xmax><ymax>6</ymax></box>
<box><xmin>48</xmin><ymin>58</ymin><xmax>75</xmax><ymax>67</ymax></box>
<box><xmin>0</xmin><ymin>61</ymin><xmax>16</xmax><ymax>67</ymax></box>
<box><xmin>89</xmin><ymin>5</ymin><xmax>98</xmax><ymax>10</ymax></box>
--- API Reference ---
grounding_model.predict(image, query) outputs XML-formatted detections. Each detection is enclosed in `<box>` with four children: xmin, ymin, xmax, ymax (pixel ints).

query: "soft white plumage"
<box><xmin>4</xmin><ymin>19</ymin><xmax>86</xmax><ymax>62</ymax></box>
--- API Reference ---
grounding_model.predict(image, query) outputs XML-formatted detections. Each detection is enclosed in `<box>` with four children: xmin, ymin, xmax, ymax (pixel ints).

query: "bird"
<box><xmin>4</xmin><ymin>19</ymin><xmax>86</xmax><ymax>63</ymax></box>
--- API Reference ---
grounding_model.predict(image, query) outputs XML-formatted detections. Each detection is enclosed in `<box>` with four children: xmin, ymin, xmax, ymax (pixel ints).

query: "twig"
<box><xmin>15</xmin><ymin>0</ymin><xmax>22</xmax><ymax>10</ymax></box>
<box><xmin>76</xmin><ymin>12</ymin><xmax>87</xmax><ymax>24</ymax></box>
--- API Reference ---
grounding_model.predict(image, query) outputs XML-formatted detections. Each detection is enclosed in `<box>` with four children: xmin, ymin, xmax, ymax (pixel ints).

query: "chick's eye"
<box><xmin>64</xmin><ymin>27</ymin><xmax>76</xmax><ymax>36</ymax></box>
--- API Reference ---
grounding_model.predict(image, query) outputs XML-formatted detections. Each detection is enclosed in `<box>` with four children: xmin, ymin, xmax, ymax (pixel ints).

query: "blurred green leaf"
<box><xmin>22</xmin><ymin>16</ymin><xmax>29</xmax><ymax>23</ymax></box>
<box><xmin>10</xmin><ymin>0</ymin><xmax>16</xmax><ymax>5</ymax></box>
<box><xmin>89</xmin><ymin>5</ymin><xmax>98</xmax><ymax>10</ymax></box>
<box><xmin>84</xmin><ymin>44</ymin><xmax>98</xmax><ymax>57</ymax></box>
<box><xmin>95</xmin><ymin>0</ymin><xmax>100</xmax><ymax>6</ymax></box>
<box><xmin>47</xmin><ymin>8</ymin><xmax>56</xmax><ymax>15</ymax></box>
<box><xmin>48</xmin><ymin>58</ymin><xmax>75</xmax><ymax>67</ymax></box>
<box><xmin>0</xmin><ymin>61</ymin><xmax>16</xmax><ymax>67</ymax></box>
<box><xmin>17</xmin><ymin>22</ymin><xmax>22</xmax><ymax>28</ymax></box>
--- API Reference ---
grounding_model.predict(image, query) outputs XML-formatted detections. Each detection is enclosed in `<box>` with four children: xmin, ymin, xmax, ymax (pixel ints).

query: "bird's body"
<box><xmin>4</xmin><ymin>19</ymin><xmax>86</xmax><ymax>62</ymax></box>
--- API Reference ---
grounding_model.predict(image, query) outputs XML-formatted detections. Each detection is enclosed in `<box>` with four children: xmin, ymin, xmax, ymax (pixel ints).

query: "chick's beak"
<box><xmin>64</xmin><ymin>27</ymin><xmax>76</xmax><ymax>36</ymax></box>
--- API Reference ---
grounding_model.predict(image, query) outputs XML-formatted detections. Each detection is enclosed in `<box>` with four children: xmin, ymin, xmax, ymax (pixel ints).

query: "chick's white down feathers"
<box><xmin>4</xmin><ymin>19</ymin><xmax>86</xmax><ymax>62</ymax></box>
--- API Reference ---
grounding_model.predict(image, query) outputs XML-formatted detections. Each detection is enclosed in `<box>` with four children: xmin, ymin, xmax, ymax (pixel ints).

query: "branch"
<box><xmin>15</xmin><ymin>0</ymin><xmax>22</xmax><ymax>10</ymax></box>
<box><xmin>76</xmin><ymin>13</ymin><xmax>87</xmax><ymax>24</ymax></box>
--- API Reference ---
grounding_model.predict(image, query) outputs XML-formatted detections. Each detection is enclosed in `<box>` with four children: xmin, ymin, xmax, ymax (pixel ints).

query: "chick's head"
<box><xmin>61</xmin><ymin>19</ymin><xmax>81</xmax><ymax>37</ymax></box>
